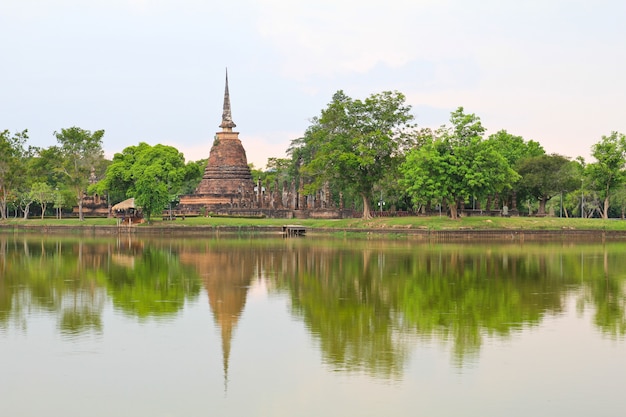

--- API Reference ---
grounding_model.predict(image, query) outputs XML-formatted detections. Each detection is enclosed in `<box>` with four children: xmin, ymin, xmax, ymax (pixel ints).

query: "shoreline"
<box><xmin>2</xmin><ymin>223</ymin><xmax>626</xmax><ymax>242</ymax></box>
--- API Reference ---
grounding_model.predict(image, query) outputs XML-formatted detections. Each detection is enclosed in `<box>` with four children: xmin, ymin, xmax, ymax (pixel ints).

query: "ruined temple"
<box><xmin>178</xmin><ymin>71</ymin><xmax>255</xmax><ymax>212</ymax></box>
<box><xmin>177</xmin><ymin>71</ymin><xmax>350</xmax><ymax>219</ymax></box>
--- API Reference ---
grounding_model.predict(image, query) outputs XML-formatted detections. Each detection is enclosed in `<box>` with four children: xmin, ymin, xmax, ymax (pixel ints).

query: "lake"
<box><xmin>1</xmin><ymin>234</ymin><xmax>625</xmax><ymax>417</ymax></box>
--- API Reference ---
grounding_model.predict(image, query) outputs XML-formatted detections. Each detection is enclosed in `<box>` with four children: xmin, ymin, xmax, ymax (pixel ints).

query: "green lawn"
<box><xmin>2</xmin><ymin>215</ymin><xmax>626</xmax><ymax>231</ymax></box>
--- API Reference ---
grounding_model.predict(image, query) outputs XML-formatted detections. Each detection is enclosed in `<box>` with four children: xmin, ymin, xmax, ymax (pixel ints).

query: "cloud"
<box><xmin>255</xmin><ymin>0</ymin><xmax>430</xmax><ymax>80</ymax></box>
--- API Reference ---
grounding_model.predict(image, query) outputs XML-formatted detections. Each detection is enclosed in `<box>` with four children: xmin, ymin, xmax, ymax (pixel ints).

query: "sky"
<box><xmin>1</xmin><ymin>0</ymin><xmax>625</xmax><ymax>169</ymax></box>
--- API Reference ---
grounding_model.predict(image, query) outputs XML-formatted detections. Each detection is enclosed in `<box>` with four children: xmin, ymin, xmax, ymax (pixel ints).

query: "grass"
<box><xmin>2</xmin><ymin>215</ymin><xmax>626</xmax><ymax>231</ymax></box>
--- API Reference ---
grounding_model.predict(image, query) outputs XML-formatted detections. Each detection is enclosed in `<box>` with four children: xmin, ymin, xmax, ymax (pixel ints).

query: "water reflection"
<box><xmin>0</xmin><ymin>236</ymin><xmax>201</xmax><ymax>336</ymax></box>
<box><xmin>1</xmin><ymin>235</ymin><xmax>625</xmax><ymax>379</ymax></box>
<box><xmin>179</xmin><ymin>245</ymin><xmax>256</xmax><ymax>389</ymax></box>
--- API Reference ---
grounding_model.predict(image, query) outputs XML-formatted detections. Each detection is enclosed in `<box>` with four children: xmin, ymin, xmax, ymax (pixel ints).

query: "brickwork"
<box><xmin>178</xmin><ymin>71</ymin><xmax>255</xmax><ymax>212</ymax></box>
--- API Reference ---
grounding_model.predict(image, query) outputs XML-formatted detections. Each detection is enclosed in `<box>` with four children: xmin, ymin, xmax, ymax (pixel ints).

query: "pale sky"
<box><xmin>1</xmin><ymin>0</ymin><xmax>625</xmax><ymax>169</ymax></box>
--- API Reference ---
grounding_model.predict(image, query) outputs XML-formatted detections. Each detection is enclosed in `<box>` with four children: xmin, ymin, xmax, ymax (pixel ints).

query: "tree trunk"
<box><xmin>361</xmin><ymin>193</ymin><xmax>372</xmax><ymax>219</ymax></box>
<box><xmin>0</xmin><ymin>189</ymin><xmax>8</xmax><ymax>219</ymax></box>
<box><xmin>448</xmin><ymin>199</ymin><xmax>459</xmax><ymax>220</ymax></box>
<box><xmin>78</xmin><ymin>194</ymin><xmax>84</xmax><ymax>221</ymax></box>
<box><xmin>603</xmin><ymin>196</ymin><xmax>610</xmax><ymax>219</ymax></box>
<box><xmin>538</xmin><ymin>197</ymin><xmax>547</xmax><ymax>215</ymax></box>
<box><xmin>41</xmin><ymin>202</ymin><xmax>47</xmax><ymax>219</ymax></box>
<box><xmin>22</xmin><ymin>203</ymin><xmax>31</xmax><ymax>220</ymax></box>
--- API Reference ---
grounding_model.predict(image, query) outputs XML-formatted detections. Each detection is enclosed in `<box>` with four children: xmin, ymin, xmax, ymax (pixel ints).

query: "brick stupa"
<box><xmin>178</xmin><ymin>71</ymin><xmax>255</xmax><ymax>211</ymax></box>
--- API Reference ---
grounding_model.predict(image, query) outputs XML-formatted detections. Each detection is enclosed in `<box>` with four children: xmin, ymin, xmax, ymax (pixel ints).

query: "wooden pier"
<box><xmin>282</xmin><ymin>225</ymin><xmax>306</xmax><ymax>237</ymax></box>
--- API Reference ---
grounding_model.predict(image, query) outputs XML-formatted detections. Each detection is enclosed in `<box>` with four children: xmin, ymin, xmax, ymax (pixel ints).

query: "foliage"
<box><xmin>179</xmin><ymin>159</ymin><xmax>205</xmax><ymax>195</ymax></box>
<box><xmin>585</xmin><ymin>131</ymin><xmax>626</xmax><ymax>219</ymax></box>
<box><xmin>27</xmin><ymin>146</ymin><xmax>65</xmax><ymax>187</ymax></box>
<box><xmin>106</xmin><ymin>247</ymin><xmax>201</xmax><ymax>318</ymax></box>
<box><xmin>516</xmin><ymin>154</ymin><xmax>579</xmax><ymax>215</ymax></box>
<box><xmin>29</xmin><ymin>182</ymin><xmax>54</xmax><ymax>219</ymax></box>
<box><xmin>487</xmin><ymin>130</ymin><xmax>545</xmax><ymax>209</ymax></box>
<box><xmin>487</xmin><ymin>129</ymin><xmax>545</xmax><ymax>166</ymax></box>
<box><xmin>294</xmin><ymin>90</ymin><xmax>416</xmax><ymax>218</ymax></box>
<box><xmin>97</xmin><ymin>142</ymin><xmax>188</xmax><ymax>222</ymax></box>
<box><xmin>54</xmin><ymin>127</ymin><xmax>105</xmax><ymax>220</ymax></box>
<box><xmin>52</xmin><ymin>187</ymin><xmax>67</xmax><ymax>219</ymax></box>
<box><xmin>400</xmin><ymin>108</ymin><xmax>518</xmax><ymax>219</ymax></box>
<box><xmin>91</xmin><ymin>142</ymin><xmax>149</xmax><ymax>203</ymax></box>
<box><xmin>0</xmin><ymin>129</ymin><xmax>28</xmax><ymax>219</ymax></box>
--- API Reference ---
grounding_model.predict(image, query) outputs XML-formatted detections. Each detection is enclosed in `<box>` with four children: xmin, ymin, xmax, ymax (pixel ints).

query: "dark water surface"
<box><xmin>1</xmin><ymin>235</ymin><xmax>625</xmax><ymax>417</ymax></box>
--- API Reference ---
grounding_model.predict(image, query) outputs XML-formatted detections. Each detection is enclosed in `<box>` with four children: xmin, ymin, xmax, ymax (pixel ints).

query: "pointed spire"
<box><xmin>220</xmin><ymin>68</ymin><xmax>237</xmax><ymax>130</ymax></box>
<box><xmin>222</xmin><ymin>324</ymin><xmax>231</xmax><ymax>395</ymax></box>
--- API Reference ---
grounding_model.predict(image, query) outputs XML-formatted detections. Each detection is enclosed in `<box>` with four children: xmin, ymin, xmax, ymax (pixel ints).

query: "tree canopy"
<box><xmin>4</xmin><ymin>88</ymin><xmax>626</xmax><ymax>220</ymax></box>
<box><xmin>517</xmin><ymin>154</ymin><xmax>581</xmax><ymax>216</ymax></box>
<box><xmin>54</xmin><ymin>127</ymin><xmax>105</xmax><ymax>220</ymax></box>
<box><xmin>400</xmin><ymin>108</ymin><xmax>519</xmax><ymax>219</ymax></box>
<box><xmin>294</xmin><ymin>90</ymin><xmax>415</xmax><ymax>219</ymax></box>
<box><xmin>585</xmin><ymin>132</ymin><xmax>626</xmax><ymax>219</ymax></box>
<box><xmin>97</xmin><ymin>142</ymin><xmax>190</xmax><ymax>222</ymax></box>
<box><xmin>0</xmin><ymin>129</ymin><xmax>28</xmax><ymax>219</ymax></box>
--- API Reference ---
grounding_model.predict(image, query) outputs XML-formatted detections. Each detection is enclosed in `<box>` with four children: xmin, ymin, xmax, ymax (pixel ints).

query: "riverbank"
<box><xmin>2</xmin><ymin>216</ymin><xmax>626</xmax><ymax>241</ymax></box>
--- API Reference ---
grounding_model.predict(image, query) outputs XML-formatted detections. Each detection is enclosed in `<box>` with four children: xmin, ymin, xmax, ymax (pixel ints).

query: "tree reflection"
<box><xmin>0</xmin><ymin>237</ymin><xmax>107</xmax><ymax>336</ymax></box>
<box><xmin>105</xmin><ymin>244</ymin><xmax>201</xmax><ymax>319</ymax></box>
<box><xmin>272</xmin><ymin>245</ymin><xmax>408</xmax><ymax>378</ymax></box>
<box><xmin>267</xmin><ymin>241</ymin><xmax>626</xmax><ymax>371</ymax></box>
<box><xmin>577</xmin><ymin>247</ymin><xmax>626</xmax><ymax>338</ymax></box>
<box><xmin>2</xmin><ymin>235</ymin><xmax>626</xmax><ymax>380</ymax></box>
<box><xmin>0</xmin><ymin>236</ymin><xmax>201</xmax><ymax>335</ymax></box>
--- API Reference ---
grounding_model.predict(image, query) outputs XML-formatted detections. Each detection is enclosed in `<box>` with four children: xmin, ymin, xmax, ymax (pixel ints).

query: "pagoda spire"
<box><xmin>219</xmin><ymin>68</ymin><xmax>236</xmax><ymax>130</ymax></box>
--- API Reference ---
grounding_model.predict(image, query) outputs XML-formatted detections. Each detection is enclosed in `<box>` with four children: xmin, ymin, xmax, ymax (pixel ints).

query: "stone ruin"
<box><xmin>176</xmin><ymin>71</ymin><xmax>351</xmax><ymax>219</ymax></box>
<box><xmin>178</xmin><ymin>70</ymin><xmax>256</xmax><ymax>212</ymax></box>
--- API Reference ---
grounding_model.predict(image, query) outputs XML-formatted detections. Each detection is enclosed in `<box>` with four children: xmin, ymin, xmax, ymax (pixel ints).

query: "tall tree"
<box><xmin>54</xmin><ymin>127</ymin><xmax>105</xmax><ymax>221</ymax></box>
<box><xmin>585</xmin><ymin>131</ymin><xmax>626</xmax><ymax>219</ymax></box>
<box><xmin>400</xmin><ymin>108</ymin><xmax>518</xmax><ymax>219</ymax></box>
<box><xmin>487</xmin><ymin>130</ymin><xmax>544</xmax><ymax>166</ymax></box>
<box><xmin>487</xmin><ymin>130</ymin><xmax>545</xmax><ymax>210</ymax></box>
<box><xmin>96</xmin><ymin>143</ymin><xmax>188</xmax><ymax>222</ymax></box>
<box><xmin>132</xmin><ymin>144</ymin><xmax>187</xmax><ymax>222</ymax></box>
<box><xmin>516</xmin><ymin>154</ymin><xmax>578</xmax><ymax>215</ymax></box>
<box><xmin>297</xmin><ymin>90</ymin><xmax>415</xmax><ymax>219</ymax></box>
<box><xmin>179</xmin><ymin>159</ymin><xmax>205</xmax><ymax>195</ymax></box>
<box><xmin>92</xmin><ymin>142</ymin><xmax>150</xmax><ymax>204</ymax></box>
<box><xmin>30</xmin><ymin>182</ymin><xmax>54</xmax><ymax>219</ymax></box>
<box><xmin>0</xmin><ymin>129</ymin><xmax>28</xmax><ymax>219</ymax></box>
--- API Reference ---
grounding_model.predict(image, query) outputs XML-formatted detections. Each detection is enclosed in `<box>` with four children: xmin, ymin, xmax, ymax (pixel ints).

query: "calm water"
<box><xmin>1</xmin><ymin>234</ymin><xmax>625</xmax><ymax>417</ymax></box>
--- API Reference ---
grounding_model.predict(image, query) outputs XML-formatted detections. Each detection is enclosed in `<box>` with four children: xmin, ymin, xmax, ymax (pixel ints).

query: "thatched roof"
<box><xmin>112</xmin><ymin>198</ymin><xmax>135</xmax><ymax>211</ymax></box>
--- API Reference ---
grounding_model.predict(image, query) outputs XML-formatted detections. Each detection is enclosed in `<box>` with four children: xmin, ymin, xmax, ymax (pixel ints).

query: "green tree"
<box><xmin>29</xmin><ymin>182</ymin><xmax>54</xmax><ymax>219</ymax></box>
<box><xmin>17</xmin><ymin>189</ymin><xmax>35</xmax><ymax>219</ymax></box>
<box><xmin>97</xmin><ymin>143</ymin><xmax>188</xmax><ymax>222</ymax></box>
<box><xmin>585</xmin><ymin>132</ymin><xmax>626</xmax><ymax>219</ymax></box>
<box><xmin>179</xmin><ymin>159</ymin><xmax>205</xmax><ymax>195</ymax></box>
<box><xmin>131</xmin><ymin>144</ymin><xmax>188</xmax><ymax>221</ymax></box>
<box><xmin>106</xmin><ymin>246</ymin><xmax>201</xmax><ymax>318</ymax></box>
<box><xmin>28</xmin><ymin>146</ymin><xmax>65</xmax><ymax>188</ymax></box>
<box><xmin>54</xmin><ymin>127</ymin><xmax>105</xmax><ymax>221</ymax></box>
<box><xmin>400</xmin><ymin>108</ymin><xmax>517</xmax><ymax>219</ymax></box>
<box><xmin>0</xmin><ymin>129</ymin><xmax>28</xmax><ymax>219</ymax></box>
<box><xmin>297</xmin><ymin>90</ymin><xmax>415</xmax><ymax>219</ymax></box>
<box><xmin>516</xmin><ymin>154</ymin><xmax>578</xmax><ymax>215</ymax></box>
<box><xmin>91</xmin><ymin>142</ymin><xmax>149</xmax><ymax>204</ymax></box>
<box><xmin>487</xmin><ymin>130</ymin><xmax>545</xmax><ymax>210</ymax></box>
<box><xmin>488</xmin><ymin>130</ymin><xmax>545</xmax><ymax>165</ymax></box>
<box><xmin>52</xmin><ymin>188</ymin><xmax>67</xmax><ymax>219</ymax></box>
